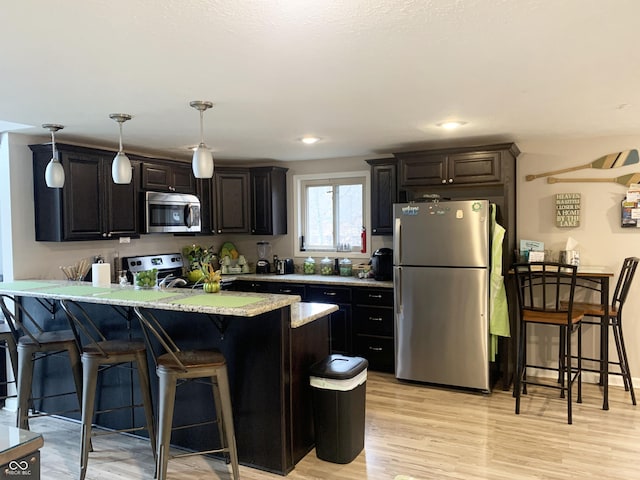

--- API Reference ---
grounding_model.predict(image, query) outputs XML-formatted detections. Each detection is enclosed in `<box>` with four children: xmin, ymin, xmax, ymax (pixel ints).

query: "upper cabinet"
<box><xmin>31</xmin><ymin>143</ymin><xmax>140</xmax><ymax>241</ymax></box>
<box><xmin>141</xmin><ymin>161</ymin><xmax>195</xmax><ymax>193</ymax></box>
<box><xmin>250</xmin><ymin>166</ymin><xmax>288</xmax><ymax>235</ymax></box>
<box><xmin>214</xmin><ymin>167</ymin><xmax>251</xmax><ymax>234</ymax></box>
<box><xmin>366</xmin><ymin>159</ymin><xmax>397</xmax><ymax>236</ymax></box>
<box><xmin>397</xmin><ymin>145</ymin><xmax>517</xmax><ymax>187</ymax></box>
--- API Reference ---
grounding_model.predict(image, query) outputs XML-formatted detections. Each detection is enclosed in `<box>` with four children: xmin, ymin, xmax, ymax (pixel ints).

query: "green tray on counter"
<box><xmin>34</xmin><ymin>285</ymin><xmax>113</xmax><ymax>296</ymax></box>
<box><xmin>94</xmin><ymin>289</ymin><xmax>179</xmax><ymax>302</ymax></box>
<box><xmin>0</xmin><ymin>281</ymin><xmax>55</xmax><ymax>291</ymax></box>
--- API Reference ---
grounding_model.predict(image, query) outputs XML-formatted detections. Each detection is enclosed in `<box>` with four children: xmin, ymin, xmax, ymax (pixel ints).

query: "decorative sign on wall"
<box><xmin>555</xmin><ymin>193</ymin><xmax>581</xmax><ymax>227</ymax></box>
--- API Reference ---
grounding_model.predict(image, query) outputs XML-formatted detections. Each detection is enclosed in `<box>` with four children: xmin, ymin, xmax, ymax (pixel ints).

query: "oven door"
<box><xmin>144</xmin><ymin>192</ymin><xmax>201</xmax><ymax>233</ymax></box>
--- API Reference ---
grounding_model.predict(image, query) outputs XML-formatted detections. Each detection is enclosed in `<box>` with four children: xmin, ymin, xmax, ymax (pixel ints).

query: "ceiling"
<box><xmin>1</xmin><ymin>0</ymin><xmax>639</xmax><ymax>162</ymax></box>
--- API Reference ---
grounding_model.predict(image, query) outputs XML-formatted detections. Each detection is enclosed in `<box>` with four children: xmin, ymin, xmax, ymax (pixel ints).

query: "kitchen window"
<box><xmin>294</xmin><ymin>171</ymin><xmax>369</xmax><ymax>257</ymax></box>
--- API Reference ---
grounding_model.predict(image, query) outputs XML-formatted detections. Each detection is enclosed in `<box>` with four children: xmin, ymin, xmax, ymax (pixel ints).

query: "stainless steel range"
<box><xmin>121</xmin><ymin>253</ymin><xmax>185</xmax><ymax>287</ymax></box>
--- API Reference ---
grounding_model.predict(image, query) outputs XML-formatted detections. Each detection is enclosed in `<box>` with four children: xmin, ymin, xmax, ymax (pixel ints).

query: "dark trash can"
<box><xmin>309</xmin><ymin>354</ymin><xmax>368</xmax><ymax>464</ymax></box>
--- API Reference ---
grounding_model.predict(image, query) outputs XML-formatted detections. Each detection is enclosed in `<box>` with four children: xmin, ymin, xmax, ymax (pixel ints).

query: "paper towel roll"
<box><xmin>92</xmin><ymin>263</ymin><xmax>111</xmax><ymax>287</ymax></box>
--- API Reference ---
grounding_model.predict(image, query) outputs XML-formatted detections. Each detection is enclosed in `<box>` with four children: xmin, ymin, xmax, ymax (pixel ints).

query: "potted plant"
<box><xmin>182</xmin><ymin>244</ymin><xmax>217</xmax><ymax>283</ymax></box>
<box><xmin>201</xmin><ymin>263</ymin><xmax>222</xmax><ymax>293</ymax></box>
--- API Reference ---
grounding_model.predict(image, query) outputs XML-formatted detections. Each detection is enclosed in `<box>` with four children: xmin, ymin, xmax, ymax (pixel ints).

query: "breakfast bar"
<box><xmin>0</xmin><ymin>280</ymin><xmax>337</xmax><ymax>475</ymax></box>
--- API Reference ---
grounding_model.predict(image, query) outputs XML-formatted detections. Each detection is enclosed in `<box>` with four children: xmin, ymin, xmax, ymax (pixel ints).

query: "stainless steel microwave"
<box><xmin>144</xmin><ymin>191</ymin><xmax>201</xmax><ymax>233</ymax></box>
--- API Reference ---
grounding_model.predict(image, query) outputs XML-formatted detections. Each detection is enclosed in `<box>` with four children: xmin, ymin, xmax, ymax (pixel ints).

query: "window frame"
<box><xmin>293</xmin><ymin>170</ymin><xmax>370</xmax><ymax>260</ymax></box>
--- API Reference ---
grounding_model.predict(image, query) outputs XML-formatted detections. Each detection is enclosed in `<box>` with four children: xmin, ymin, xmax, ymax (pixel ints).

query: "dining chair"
<box><xmin>0</xmin><ymin>294</ymin><xmax>83</xmax><ymax>430</ymax></box>
<box><xmin>133</xmin><ymin>307</ymin><xmax>239</xmax><ymax>480</ymax></box>
<box><xmin>60</xmin><ymin>300</ymin><xmax>157</xmax><ymax>480</ymax></box>
<box><xmin>565</xmin><ymin>257</ymin><xmax>638</xmax><ymax>405</ymax></box>
<box><xmin>513</xmin><ymin>262</ymin><xmax>584</xmax><ymax>424</ymax></box>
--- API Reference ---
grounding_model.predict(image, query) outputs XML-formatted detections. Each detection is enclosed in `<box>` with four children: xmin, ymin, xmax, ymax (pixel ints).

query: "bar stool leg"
<box><xmin>80</xmin><ymin>356</ymin><xmax>100</xmax><ymax>480</ymax></box>
<box><xmin>16</xmin><ymin>345</ymin><xmax>35</xmax><ymax>430</ymax></box>
<box><xmin>216</xmin><ymin>366</ymin><xmax>239</xmax><ymax>480</ymax></box>
<box><xmin>68</xmin><ymin>345</ymin><xmax>84</xmax><ymax>415</ymax></box>
<box><xmin>134</xmin><ymin>351</ymin><xmax>157</xmax><ymax>462</ymax></box>
<box><xmin>211</xmin><ymin>379</ymin><xmax>228</xmax><ymax>460</ymax></box>
<box><xmin>614</xmin><ymin>321</ymin><xmax>636</xmax><ymax>405</ymax></box>
<box><xmin>157</xmin><ymin>370</ymin><xmax>177</xmax><ymax>480</ymax></box>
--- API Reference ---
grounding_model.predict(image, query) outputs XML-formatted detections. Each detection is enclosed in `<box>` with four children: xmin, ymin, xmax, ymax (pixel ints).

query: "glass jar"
<box><xmin>320</xmin><ymin>257</ymin><xmax>333</xmax><ymax>276</ymax></box>
<box><xmin>339</xmin><ymin>258</ymin><xmax>352</xmax><ymax>277</ymax></box>
<box><xmin>303</xmin><ymin>257</ymin><xmax>316</xmax><ymax>275</ymax></box>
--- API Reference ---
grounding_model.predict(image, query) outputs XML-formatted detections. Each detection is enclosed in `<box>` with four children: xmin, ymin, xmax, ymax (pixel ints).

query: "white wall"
<box><xmin>517</xmin><ymin>135</ymin><xmax>640</xmax><ymax>386</ymax></box>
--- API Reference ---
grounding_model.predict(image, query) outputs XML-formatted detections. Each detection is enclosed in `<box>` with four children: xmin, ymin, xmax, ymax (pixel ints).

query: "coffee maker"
<box><xmin>256</xmin><ymin>241</ymin><xmax>271</xmax><ymax>274</ymax></box>
<box><xmin>371</xmin><ymin>248</ymin><xmax>393</xmax><ymax>280</ymax></box>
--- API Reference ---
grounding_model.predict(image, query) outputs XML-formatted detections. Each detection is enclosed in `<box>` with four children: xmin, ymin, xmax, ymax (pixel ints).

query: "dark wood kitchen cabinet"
<box><xmin>141</xmin><ymin>161</ymin><xmax>195</xmax><ymax>193</ymax></box>
<box><xmin>366</xmin><ymin>158</ymin><xmax>397</xmax><ymax>235</ymax></box>
<box><xmin>307</xmin><ymin>285</ymin><xmax>352</xmax><ymax>355</ymax></box>
<box><xmin>214</xmin><ymin>167</ymin><xmax>250</xmax><ymax>234</ymax></box>
<box><xmin>352</xmin><ymin>287</ymin><xmax>394</xmax><ymax>372</ymax></box>
<box><xmin>250</xmin><ymin>166</ymin><xmax>288</xmax><ymax>235</ymax></box>
<box><xmin>397</xmin><ymin>146</ymin><xmax>508</xmax><ymax>187</ymax></box>
<box><xmin>31</xmin><ymin>143</ymin><xmax>140</xmax><ymax>241</ymax></box>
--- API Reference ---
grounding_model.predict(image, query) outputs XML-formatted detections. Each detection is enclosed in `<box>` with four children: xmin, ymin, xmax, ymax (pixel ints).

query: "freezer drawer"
<box><xmin>394</xmin><ymin>265</ymin><xmax>490</xmax><ymax>391</ymax></box>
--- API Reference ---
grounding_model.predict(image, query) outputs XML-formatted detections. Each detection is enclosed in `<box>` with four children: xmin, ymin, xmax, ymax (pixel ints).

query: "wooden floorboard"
<box><xmin>1</xmin><ymin>371</ymin><xmax>639</xmax><ymax>479</ymax></box>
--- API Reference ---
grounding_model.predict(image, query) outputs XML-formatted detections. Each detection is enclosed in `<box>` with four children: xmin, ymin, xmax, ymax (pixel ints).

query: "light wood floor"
<box><xmin>2</xmin><ymin>371</ymin><xmax>639</xmax><ymax>480</ymax></box>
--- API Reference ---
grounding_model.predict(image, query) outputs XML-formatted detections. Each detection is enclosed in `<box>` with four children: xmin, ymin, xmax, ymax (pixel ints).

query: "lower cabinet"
<box><xmin>230</xmin><ymin>279</ymin><xmax>394</xmax><ymax>372</ymax></box>
<box><xmin>352</xmin><ymin>288</ymin><xmax>395</xmax><ymax>373</ymax></box>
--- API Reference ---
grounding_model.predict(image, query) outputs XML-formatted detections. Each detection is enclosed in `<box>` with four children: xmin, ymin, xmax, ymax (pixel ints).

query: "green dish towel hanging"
<box><xmin>490</xmin><ymin>204</ymin><xmax>510</xmax><ymax>361</ymax></box>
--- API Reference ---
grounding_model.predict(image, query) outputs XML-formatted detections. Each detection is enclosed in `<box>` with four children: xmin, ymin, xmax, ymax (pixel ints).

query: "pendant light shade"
<box><xmin>190</xmin><ymin>100</ymin><xmax>214</xmax><ymax>178</ymax></box>
<box><xmin>42</xmin><ymin>124</ymin><xmax>65</xmax><ymax>188</ymax></box>
<box><xmin>109</xmin><ymin>113</ymin><xmax>133</xmax><ymax>184</ymax></box>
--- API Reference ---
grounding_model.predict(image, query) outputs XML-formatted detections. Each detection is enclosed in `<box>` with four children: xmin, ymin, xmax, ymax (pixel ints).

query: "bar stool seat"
<box><xmin>134</xmin><ymin>307</ymin><xmax>239</xmax><ymax>480</ymax></box>
<box><xmin>60</xmin><ymin>300</ymin><xmax>157</xmax><ymax>480</ymax></box>
<box><xmin>0</xmin><ymin>295</ymin><xmax>84</xmax><ymax>431</ymax></box>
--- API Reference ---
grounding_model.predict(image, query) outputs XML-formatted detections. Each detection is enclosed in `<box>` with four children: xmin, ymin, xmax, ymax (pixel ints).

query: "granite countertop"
<box><xmin>290</xmin><ymin>302</ymin><xmax>339</xmax><ymax>328</ymax></box>
<box><xmin>0</xmin><ymin>280</ymin><xmax>302</xmax><ymax>318</ymax></box>
<box><xmin>224</xmin><ymin>273</ymin><xmax>394</xmax><ymax>289</ymax></box>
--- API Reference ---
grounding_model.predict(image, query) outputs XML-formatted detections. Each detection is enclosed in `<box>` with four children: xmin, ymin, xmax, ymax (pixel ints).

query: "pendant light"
<box><xmin>42</xmin><ymin>123</ymin><xmax>65</xmax><ymax>188</ymax></box>
<box><xmin>109</xmin><ymin>113</ymin><xmax>133</xmax><ymax>184</ymax></box>
<box><xmin>189</xmin><ymin>100</ymin><xmax>214</xmax><ymax>178</ymax></box>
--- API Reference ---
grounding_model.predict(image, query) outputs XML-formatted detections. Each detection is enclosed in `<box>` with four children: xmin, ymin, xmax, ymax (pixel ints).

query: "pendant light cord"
<box><xmin>199</xmin><ymin>108</ymin><xmax>205</xmax><ymax>145</ymax></box>
<box><xmin>118</xmin><ymin>121</ymin><xmax>124</xmax><ymax>153</ymax></box>
<box><xmin>51</xmin><ymin>129</ymin><xmax>57</xmax><ymax>161</ymax></box>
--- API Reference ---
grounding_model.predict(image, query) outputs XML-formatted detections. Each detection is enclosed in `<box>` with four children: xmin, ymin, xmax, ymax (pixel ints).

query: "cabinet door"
<box><xmin>172</xmin><ymin>164</ymin><xmax>196</xmax><ymax>193</ymax></box>
<box><xmin>62</xmin><ymin>151</ymin><xmax>105</xmax><ymax>240</ymax></box>
<box><xmin>104</xmin><ymin>160</ymin><xmax>139</xmax><ymax>238</ymax></box>
<box><xmin>214</xmin><ymin>169</ymin><xmax>250</xmax><ymax>234</ymax></box>
<box><xmin>141</xmin><ymin>162</ymin><xmax>196</xmax><ymax>193</ymax></box>
<box><xmin>251</xmin><ymin>167</ymin><xmax>287</xmax><ymax>235</ymax></box>
<box><xmin>368</xmin><ymin>160</ymin><xmax>397</xmax><ymax>235</ymax></box>
<box><xmin>195</xmin><ymin>178</ymin><xmax>215</xmax><ymax>234</ymax></box>
<box><xmin>448</xmin><ymin>151</ymin><xmax>501</xmax><ymax>184</ymax></box>
<box><xmin>141</xmin><ymin>163</ymin><xmax>173</xmax><ymax>191</ymax></box>
<box><xmin>307</xmin><ymin>285</ymin><xmax>352</xmax><ymax>355</ymax></box>
<box><xmin>398</xmin><ymin>153</ymin><xmax>447</xmax><ymax>186</ymax></box>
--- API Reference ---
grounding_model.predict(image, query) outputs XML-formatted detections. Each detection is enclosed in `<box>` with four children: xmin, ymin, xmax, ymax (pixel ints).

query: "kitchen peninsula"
<box><xmin>0</xmin><ymin>280</ymin><xmax>337</xmax><ymax>475</ymax></box>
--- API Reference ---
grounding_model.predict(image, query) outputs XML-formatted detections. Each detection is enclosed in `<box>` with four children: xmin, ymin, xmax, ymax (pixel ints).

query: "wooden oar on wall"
<box><xmin>526</xmin><ymin>149</ymin><xmax>639</xmax><ymax>181</ymax></box>
<box><xmin>547</xmin><ymin>172</ymin><xmax>640</xmax><ymax>187</ymax></box>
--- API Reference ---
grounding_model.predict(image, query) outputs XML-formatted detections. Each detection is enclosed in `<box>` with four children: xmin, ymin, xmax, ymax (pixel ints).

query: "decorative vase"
<box><xmin>203</xmin><ymin>281</ymin><xmax>220</xmax><ymax>293</ymax></box>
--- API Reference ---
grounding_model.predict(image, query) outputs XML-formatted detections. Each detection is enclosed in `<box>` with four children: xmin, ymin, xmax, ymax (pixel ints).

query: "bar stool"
<box><xmin>60</xmin><ymin>300</ymin><xmax>157</xmax><ymax>480</ymax></box>
<box><xmin>0</xmin><ymin>294</ymin><xmax>83</xmax><ymax>430</ymax></box>
<box><xmin>568</xmin><ymin>257</ymin><xmax>638</xmax><ymax>405</ymax></box>
<box><xmin>133</xmin><ymin>307</ymin><xmax>239</xmax><ymax>480</ymax></box>
<box><xmin>513</xmin><ymin>262</ymin><xmax>584</xmax><ymax>424</ymax></box>
<box><xmin>0</xmin><ymin>321</ymin><xmax>18</xmax><ymax>406</ymax></box>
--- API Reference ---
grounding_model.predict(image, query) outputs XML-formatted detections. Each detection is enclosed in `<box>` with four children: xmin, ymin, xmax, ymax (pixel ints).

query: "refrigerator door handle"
<box><xmin>394</xmin><ymin>267</ymin><xmax>402</xmax><ymax>314</ymax></box>
<box><xmin>394</xmin><ymin>218</ymin><xmax>401</xmax><ymax>265</ymax></box>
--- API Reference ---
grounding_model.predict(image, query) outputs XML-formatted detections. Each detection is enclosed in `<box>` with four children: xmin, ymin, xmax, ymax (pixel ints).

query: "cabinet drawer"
<box><xmin>307</xmin><ymin>285</ymin><xmax>351</xmax><ymax>304</ymax></box>
<box><xmin>353</xmin><ymin>306</ymin><xmax>393</xmax><ymax>336</ymax></box>
<box><xmin>269</xmin><ymin>283</ymin><xmax>307</xmax><ymax>298</ymax></box>
<box><xmin>354</xmin><ymin>335</ymin><xmax>394</xmax><ymax>373</ymax></box>
<box><xmin>352</xmin><ymin>288</ymin><xmax>393</xmax><ymax>306</ymax></box>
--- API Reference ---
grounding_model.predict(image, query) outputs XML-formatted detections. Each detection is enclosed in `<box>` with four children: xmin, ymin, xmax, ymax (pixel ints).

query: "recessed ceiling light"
<box><xmin>300</xmin><ymin>136</ymin><xmax>320</xmax><ymax>145</ymax></box>
<box><xmin>436</xmin><ymin>121</ymin><xmax>467</xmax><ymax>130</ymax></box>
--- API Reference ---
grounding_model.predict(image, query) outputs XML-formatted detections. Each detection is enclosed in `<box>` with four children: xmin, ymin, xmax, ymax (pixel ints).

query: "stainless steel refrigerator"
<box><xmin>394</xmin><ymin>199</ymin><xmax>491</xmax><ymax>392</ymax></box>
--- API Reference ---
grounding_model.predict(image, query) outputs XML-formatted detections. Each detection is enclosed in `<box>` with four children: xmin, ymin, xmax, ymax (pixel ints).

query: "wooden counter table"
<box><xmin>0</xmin><ymin>280</ymin><xmax>337</xmax><ymax>475</ymax></box>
